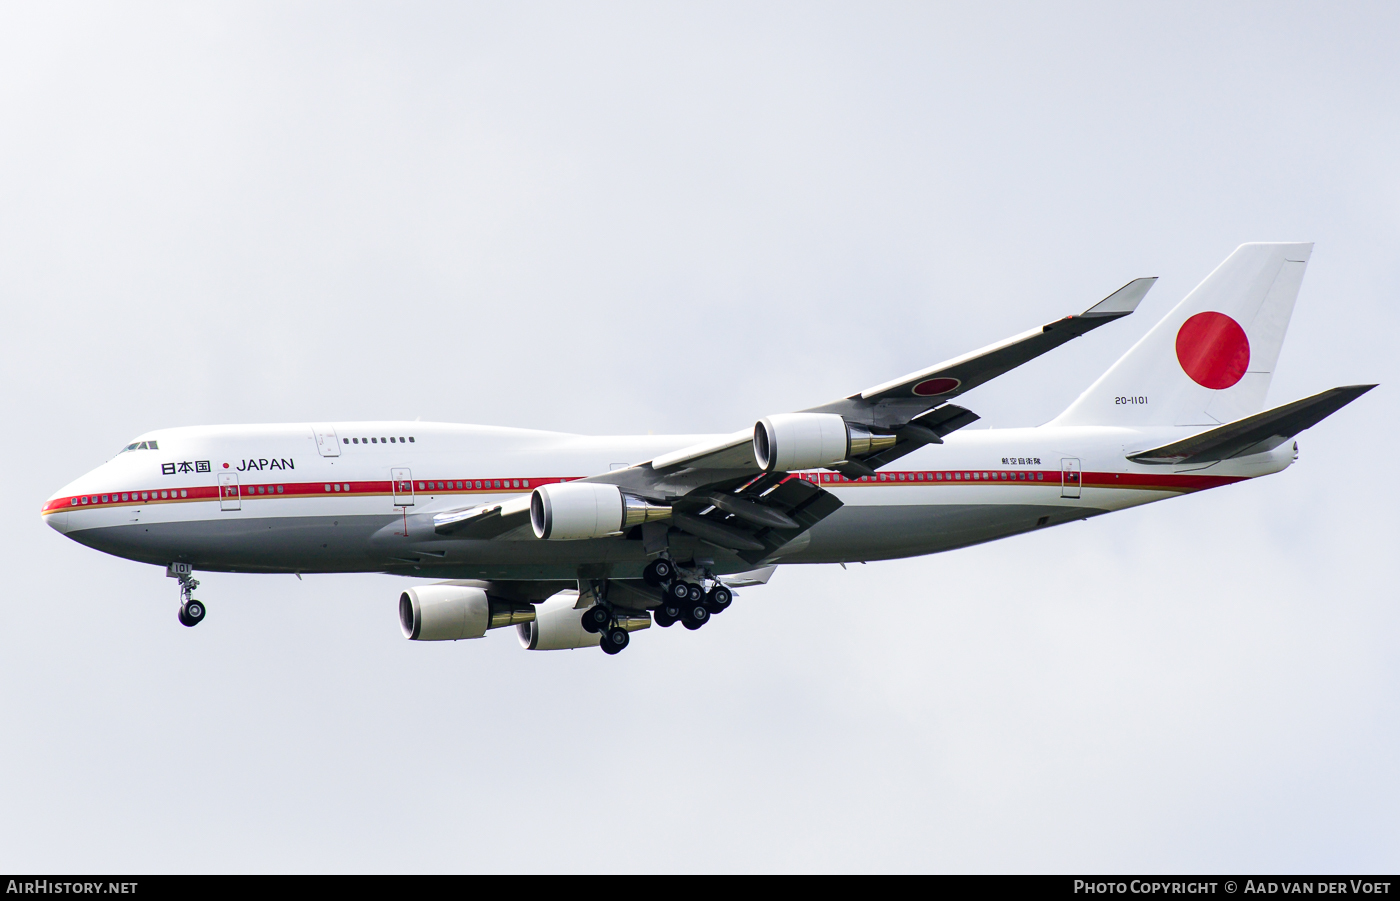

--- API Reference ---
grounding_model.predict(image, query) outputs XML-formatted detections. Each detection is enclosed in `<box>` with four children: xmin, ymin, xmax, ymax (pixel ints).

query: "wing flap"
<box><xmin>1128</xmin><ymin>384</ymin><xmax>1376</xmax><ymax>464</ymax></box>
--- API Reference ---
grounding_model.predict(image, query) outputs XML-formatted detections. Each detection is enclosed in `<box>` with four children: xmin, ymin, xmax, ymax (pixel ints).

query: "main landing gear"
<box><xmin>580</xmin><ymin>560</ymin><xmax>739</xmax><ymax>655</ymax></box>
<box><xmin>168</xmin><ymin>563</ymin><xmax>205</xmax><ymax>628</ymax></box>
<box><xmin>580</xmin><ymin>599</ymin><xmax>631</xmax><ymax>655</ymax></box>
<box><xmin>644</xmin><ymin>558</ymin><xmax>733</xmax><ymax>631</ymax></box>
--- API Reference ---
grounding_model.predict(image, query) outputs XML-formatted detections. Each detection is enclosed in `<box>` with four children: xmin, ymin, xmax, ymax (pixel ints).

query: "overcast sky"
<box><xmin>2</xmin><ymin>2</ymin><xmax>1397</xmax><ymax>873</ymax></box>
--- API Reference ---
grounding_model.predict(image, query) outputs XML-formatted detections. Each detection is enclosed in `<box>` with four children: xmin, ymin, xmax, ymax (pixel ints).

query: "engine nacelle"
<box><xmin>530</xmin><ymin>481</ymin><xmax>670</xmax><ymax>540</ymax></box>
<box><xmin>753</xmin><ymin>413</ymin><xmax>896</xmax><ymax>472</ymax></box>
<box><xmin>517</xmin><ymin>590</ymin><xmax>651</xmax><ymax>651</ymax></box>
<box><xmin>399</xmin><ymin>584</ymin><xmax>535</xmax><ymax>641</ymax></box>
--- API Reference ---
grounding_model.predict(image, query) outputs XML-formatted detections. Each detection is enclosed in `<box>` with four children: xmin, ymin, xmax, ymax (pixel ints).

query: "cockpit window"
<box><xmin>118</xmin><ymin>440</ymin><xmax>159</xmax><ymax>454</ymax></box>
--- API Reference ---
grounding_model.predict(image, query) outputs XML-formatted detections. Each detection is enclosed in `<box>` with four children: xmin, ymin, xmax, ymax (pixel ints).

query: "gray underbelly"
<box><xmin>65</xmin><ymin>502</ymin><xmax>1111</xmax><ymax>578</ymax></box>
<box><xmin>63</xmin><ymin>515</ymin><xmax>743</xmax><ymax>580</ymax></box>
<box><xmin>782</xmin><ymin>503</ymin><xmax>1109</xmax><ymax>563</ymax></box>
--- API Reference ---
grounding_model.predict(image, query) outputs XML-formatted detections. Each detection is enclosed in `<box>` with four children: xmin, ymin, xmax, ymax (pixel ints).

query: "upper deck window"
<box><xmin>343</xmin><ymin>436</ymin><xmax>415</xmax><ymax>446</ymax></box>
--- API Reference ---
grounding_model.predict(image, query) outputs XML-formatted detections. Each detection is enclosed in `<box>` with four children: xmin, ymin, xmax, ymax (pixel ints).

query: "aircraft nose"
<box><xmin>42</xmin><ymin>488</ymin><xmax>74</xmax><ymax>533</ymax></box>
<box><xmin>43</xmin><ymin>467</ymin><xmax>102</xmax><ymax>536</ymax></box>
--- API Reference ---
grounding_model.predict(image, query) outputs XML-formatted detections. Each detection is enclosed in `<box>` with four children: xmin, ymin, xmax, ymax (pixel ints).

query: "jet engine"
<box><xmin>753</xmin><ymin>413</ymin><xmax>896</xmax><ymax>472</ymax></box>
<box><xmin>399</xmin><ymin>584</ymin><xmax>535</xmax><ymax>641</ymax></box>
<box><xmin>517</xmin><ymin>590</ymin><xmax>651</xmax><ymax>650</ymax></box>
<box><xmin>530</xmin><ymin>481</ymin><xmax>669</xmax><ymax>540</ymax></box>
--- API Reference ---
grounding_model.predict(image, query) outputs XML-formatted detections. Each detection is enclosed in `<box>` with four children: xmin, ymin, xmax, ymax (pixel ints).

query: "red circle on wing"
<box><xmin>912</xmin><ymin>377</ymin><xmax>961</xmax><ymax>396</ymax></box>
<box><xmin>1175</xmin><ymin>312</ymin><xmax>1250</xmax><ymax>390</ymax></box>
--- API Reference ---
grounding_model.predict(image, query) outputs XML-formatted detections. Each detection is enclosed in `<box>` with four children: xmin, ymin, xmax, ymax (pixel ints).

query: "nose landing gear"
<box><xmin>177</xmin><ymin>599</ymin><xmax>206</xmax><ymax>627</ymax></box>
<box><xmin>167</xmin><ymin>563</ymin><xmax>205</xmax><ymax>628</ymax></box>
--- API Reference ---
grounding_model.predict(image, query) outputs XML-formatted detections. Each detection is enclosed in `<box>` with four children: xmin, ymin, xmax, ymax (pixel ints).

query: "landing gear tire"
<box><xmin>681</xmin><ymin>603</ymin><xmax>710</xmax><ymax>630</ymax></box>
<box><xmin>643</xmin><ymin>558</ymin><xmax>674</xmax><ymax>587</ymax></box>
<box><xmin>685</xmin><ymin>582</ymin><xmax>705</xmax><ymax>603</ymax></box>
<box><xmin>667</xmin><ymin>580</ymin><xmax>691</xmax><ymax>601</ymax></box>
<box><xmin>600</xmin><ymin>627</ymin><xmax>630</xmax><ymax>654</ymax></box>
<box><xmin>584</xmin><ymin>605</ymin><xmax>612</xmax><ymax>632</ymax></box>
<box><xmin>179</xmin><ymin>600</ymin><xmax>205</xmax><ymax>627</ymax></box>
<box><xmin>581</xmin><ymin>612</ymin><xmax>599</xmax><ymax>634</ymax></box>
<box><xmin>172</xmin><ymin>566</ymin><xmax>203</xmax><ymax>628</ymax></box>
<box><xmin>705</xmin><ymin>585</ymin><xmax>732</xmax><ymax>614</ymax></box>
<box><xmin>654</xmin><ymin>609</ymin><xmax>677</xmax><ymax>628</ymax></box>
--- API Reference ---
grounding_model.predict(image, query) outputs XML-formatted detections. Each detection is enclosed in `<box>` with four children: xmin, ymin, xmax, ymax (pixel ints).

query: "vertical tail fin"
<box><xmin>1054</xmin><ymin>242</ymin><xmax>1313</xmax><ymax>427</ymax></box>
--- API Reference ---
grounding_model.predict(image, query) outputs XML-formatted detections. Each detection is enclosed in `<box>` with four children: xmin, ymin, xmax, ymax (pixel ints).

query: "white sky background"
<box><xmin>1</xmin><ymin>1</ymin><xmax>1397</xmax><ymax>873</ymax></box>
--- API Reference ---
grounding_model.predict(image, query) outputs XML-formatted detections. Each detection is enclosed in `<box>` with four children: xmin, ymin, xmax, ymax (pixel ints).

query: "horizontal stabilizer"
<box><xmin>1128</xmin><ymin>384</ymin><xmax>1376</xmax><ymax>465</ymax></box>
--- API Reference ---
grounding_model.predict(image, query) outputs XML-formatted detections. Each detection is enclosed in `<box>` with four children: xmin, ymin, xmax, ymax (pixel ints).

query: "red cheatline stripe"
<box><xmin>43</xmin><ymin>468</ymin><xmax>1246</xmax><ymax>514</ymax></box>
<box><xmin>794</xmin><ymin>469</ymin><xmax>1243</xmax><ymax>491</ymax></box>
<box><xmin>41</xmin><ymin>476</ymin><xmax>578</xmax><ymax>513</ymax></box>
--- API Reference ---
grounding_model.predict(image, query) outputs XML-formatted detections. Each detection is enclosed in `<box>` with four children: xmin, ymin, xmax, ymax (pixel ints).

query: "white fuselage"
<box><xmin>42</xmin><ymin>421</ymin><xmax>1294</xmax><ymax>582</ymax></box>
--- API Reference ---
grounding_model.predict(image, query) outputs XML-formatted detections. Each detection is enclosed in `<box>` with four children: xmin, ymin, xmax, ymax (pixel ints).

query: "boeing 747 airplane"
<box><xmin>44</xmin><ymin>243</ymin><xmax>1374</xmax><ymax>654</ymax></box>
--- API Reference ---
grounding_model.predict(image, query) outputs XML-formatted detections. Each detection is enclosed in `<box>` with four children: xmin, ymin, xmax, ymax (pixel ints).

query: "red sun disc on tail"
<box><xmin>912</xmin><ymin>377</ymin><xmax>961</xmax><ymax>396</ymax></box>
<box><xmin>1175</xmin><ymin>312</ymin><xmax>1250</xmax><ymax>389</ymax></box>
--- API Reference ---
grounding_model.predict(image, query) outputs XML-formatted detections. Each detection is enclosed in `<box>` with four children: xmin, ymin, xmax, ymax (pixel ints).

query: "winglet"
<box><xmin>1081</xmin><ymin>277</ymin><xmax>1156</xmax><ymax>318</ymax></box>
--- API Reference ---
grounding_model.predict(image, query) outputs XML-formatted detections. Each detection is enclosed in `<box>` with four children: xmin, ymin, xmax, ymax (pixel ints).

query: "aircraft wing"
<box><xmin>583</xmin><ymin>278</ymin><xmax>1150</xmax><ymax>560</ymax></box>
<box><xmin>811</xmin><ymin>277</ymin><xmax>1156</xmax><ymax>417</ymax></box>
<box><xmin>433</xmin><ymin>494</ymin><xmax>533</xmax><ymax>537</ymax></box>
<box><xmin>1128</xmin><ymin>384</ymin><xmax>1376</xmax><ymax>465</ymax></box>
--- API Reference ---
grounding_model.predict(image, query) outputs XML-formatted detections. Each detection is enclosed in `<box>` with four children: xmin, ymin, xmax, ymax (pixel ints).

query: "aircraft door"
<box><xmin>392</xmin><ymin>468</ymin><xmax>414</xmax><ymax>506</ymax></box>
<box><xmin>1060</xmin><ymin>458</ymin><xmax>1082</xmax><ymax>499</ymax></box>
<box><xmin>314</xmin><ymin>425</ymin><xmax>341</xmax><ymax>457</ymax></box>
<box><xmin>218</xmin><ymin>472</ymin><xmax>241</xmax><ymax>511</ymax></box>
